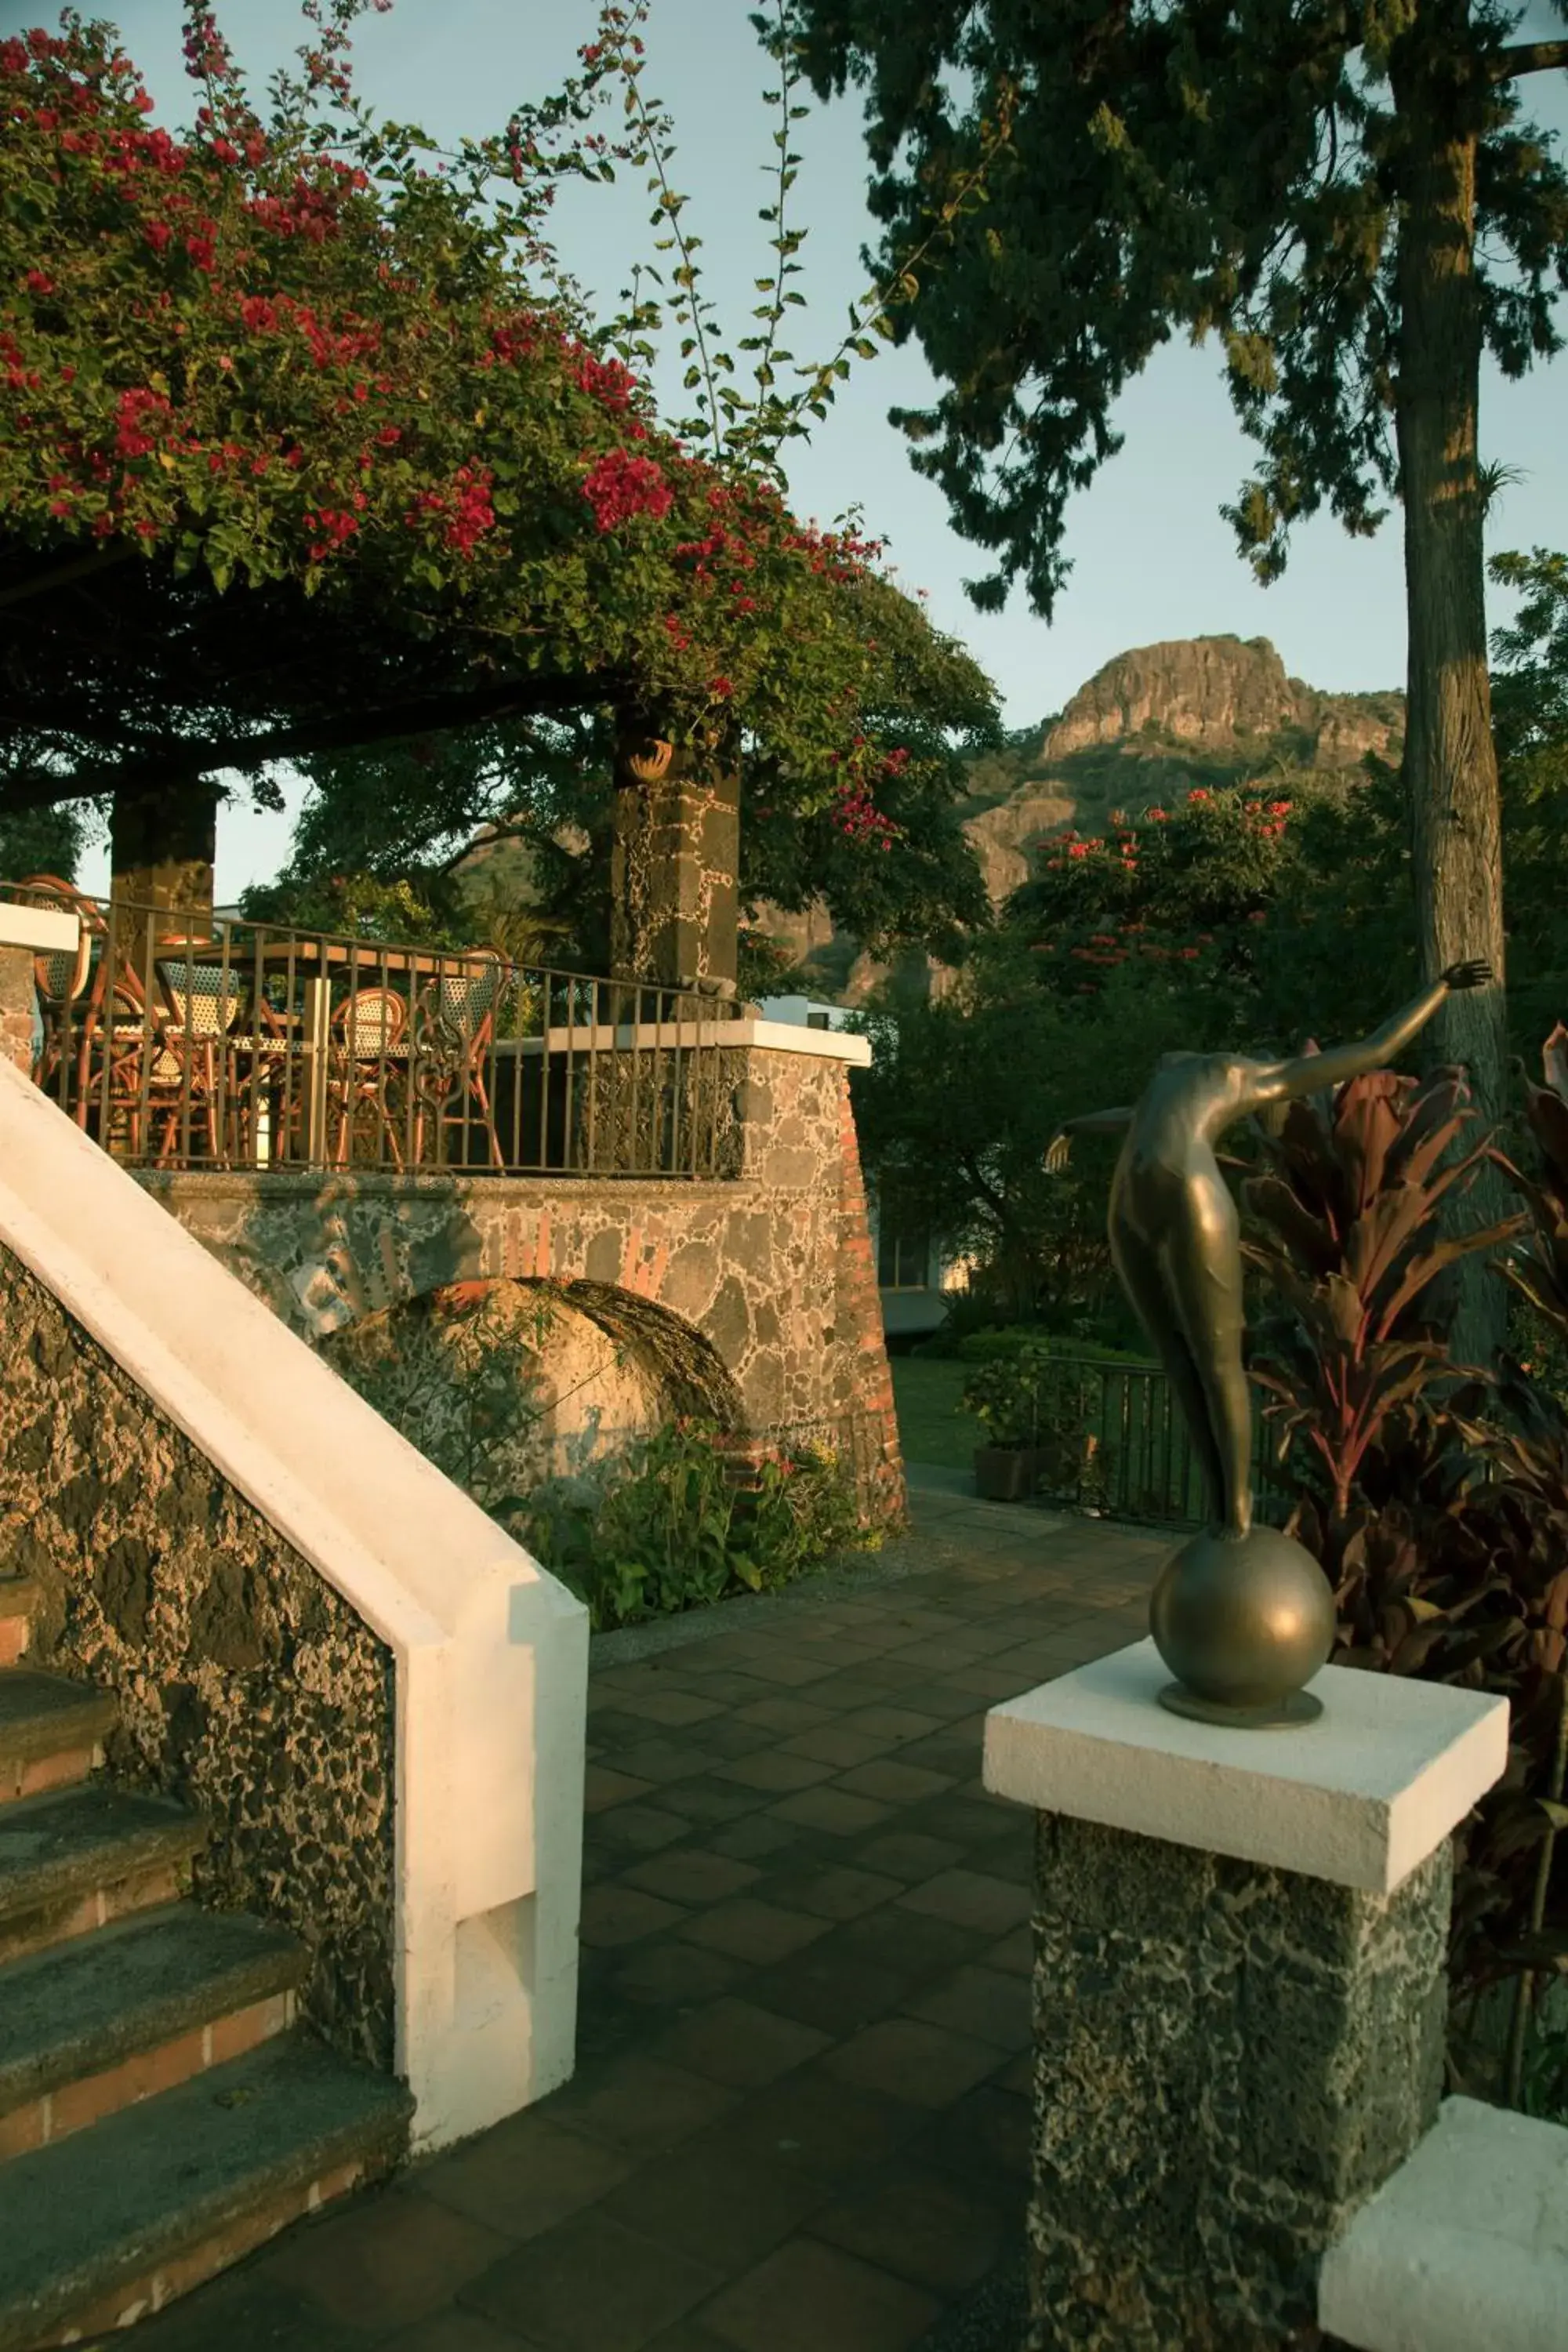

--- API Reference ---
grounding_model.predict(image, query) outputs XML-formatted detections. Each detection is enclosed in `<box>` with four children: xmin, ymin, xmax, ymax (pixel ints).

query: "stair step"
<box><xmin>0</xmin><ymin>1902</ymin><xmax>308</xmax><ymax>2158</ymax></box>
<box><xmin>0</xmin><ymin>1674</ymin><xmax>117</xmax><ymax>1803</ymax></box>
<box><xmin>0</xmin><ymin>1584</ymin><xmax>38</xmax><ymax>1670</ymax></box>
<box><xmin>0</xmin><ymin>2031</ymin><xmax>413</xmax><ymax>2351</ymax></box>
<box><xmin>0</xmin><ymin>1784</ymin><xmax>205</xmax><ymax>1967</ymax></box>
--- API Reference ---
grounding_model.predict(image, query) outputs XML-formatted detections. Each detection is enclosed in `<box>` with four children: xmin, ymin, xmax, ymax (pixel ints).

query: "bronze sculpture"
<box><xmin>1047</xmin><ymin>957</ymin><xmax>1492</xmax><ymax>1725</ymax></box>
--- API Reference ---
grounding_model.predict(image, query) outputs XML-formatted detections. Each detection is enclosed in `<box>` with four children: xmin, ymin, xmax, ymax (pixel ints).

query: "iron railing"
<box><xmin>5</xmin><ymin>882</ymin><xmax>742</xmax><ymax>1180</ymax></box>
<box><xmin>1028</xmin><ymin>1354</ymin><xmax>1293</xmax><ymax>1529</ymax></box>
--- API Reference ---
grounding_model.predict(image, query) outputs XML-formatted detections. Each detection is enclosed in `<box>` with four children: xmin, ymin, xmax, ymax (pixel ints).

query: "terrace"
<box><xmin>9</xmin><ymin>878</ymin><xmax>741</xmax><ymax>1185</ymax></box>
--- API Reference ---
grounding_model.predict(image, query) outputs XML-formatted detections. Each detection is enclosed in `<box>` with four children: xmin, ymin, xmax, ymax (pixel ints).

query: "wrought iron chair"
<box><xmin>411</xmin><ymin>949</ymin><xmax>506</xmax><ymax>1169</ymax></box>
<box><xmin>150</xmin><ymin>953</ymin><xmax>243</xmax><ymax>1163</ymax></box>
<box><xmin>16</xmin><ymin>880</ymin><xmax>94</xmax><ymax>1105</ymax></box>
<box><xmin>327</xmin><ymin>982</ymin><xmax>410</xmax><ymax>1168</ymax></box>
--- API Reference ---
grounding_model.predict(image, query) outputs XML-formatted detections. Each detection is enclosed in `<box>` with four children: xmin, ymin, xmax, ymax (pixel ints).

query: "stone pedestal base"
<box><xmin>985</xmin><ymin>1639</ymin><xmax>1509</xmax><ymax>2352</ymax></box>
<box><xmin>1028</xmin><ymin>1814</ymin><xmax>1447</xmax><ymax>2349</ymax></box>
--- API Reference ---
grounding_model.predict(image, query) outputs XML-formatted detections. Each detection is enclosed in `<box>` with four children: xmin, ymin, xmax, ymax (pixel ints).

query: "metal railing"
<box><xmin>1028</xmin><ymin>1354</ymin><xmax>1292</xmax><ymax>1529</ymax></box>
<box><xmin>5</xmin><ymin>881</ymin><xmax>742</xmax><ymax>1180</ymax></box>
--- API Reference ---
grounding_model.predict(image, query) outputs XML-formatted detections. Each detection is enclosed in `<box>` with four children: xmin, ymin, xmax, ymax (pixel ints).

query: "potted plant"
<box><xmin>962</xmin><ymin>1341</ymin><xmax>1057</xmax><ymax>1501</ymax></box>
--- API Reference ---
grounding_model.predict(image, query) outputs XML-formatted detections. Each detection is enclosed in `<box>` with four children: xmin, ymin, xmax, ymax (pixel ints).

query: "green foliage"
<box><xmin>0</xmin><ymin>797</ymin><xmax>90</xmax><ymax>886</ymax></box>
<box><xmin>0</xmin><ymin>7</ymin><xmax>999</xmax><ymax>920</ymax></box>
<box><xmin>522</xmin><ymin>1421</ymin><xmax>866</xmax><ymax>1630</ymax></box>
<box><xmin>1242</xmin><ymin>1062</ymin><xmax>1568</xmax><ymax>2093</ymax></box>
<box><xmin>1244</xmin><ymin>1068</ymin><xmax>1523</xmax><ymax>1523</ymax></box>
<box><xmin>790</xmin><ymin>2</ymin><xmax>1568</xmax><ymax>612</ymax></box>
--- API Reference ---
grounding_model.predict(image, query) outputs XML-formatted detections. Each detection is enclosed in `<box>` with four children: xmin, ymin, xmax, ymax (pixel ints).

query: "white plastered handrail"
<box><xmin>0</xmin><ymin>1055</ymin><xmax>587</xmax><ymax>2149</ymax></box>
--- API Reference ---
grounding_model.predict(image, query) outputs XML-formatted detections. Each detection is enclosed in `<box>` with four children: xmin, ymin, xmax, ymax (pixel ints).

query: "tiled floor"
<box><xmin>125</xmin><ymin>1488</ymin><xmax>1164</xmax><ymax>2351</ymax></box>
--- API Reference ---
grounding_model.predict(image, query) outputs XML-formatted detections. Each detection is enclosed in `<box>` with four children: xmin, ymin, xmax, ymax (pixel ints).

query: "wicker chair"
<box><xmin>13</xmin><ymin>876</ymin><xmax>100</xmax><ymax>1110</ymax></box>
<box><xmin>411</xmin><ymin>950</ymin><xmax>506</xmax><ymax>1170</ymax></box>
<box><xmin>328</xmin><ymin>982</ymin><xmax>410</xmax><ymax>1168</ymax></box>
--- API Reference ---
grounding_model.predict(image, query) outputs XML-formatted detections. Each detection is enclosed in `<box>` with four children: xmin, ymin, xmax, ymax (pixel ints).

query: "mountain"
<box><xmin>763</xmin><ymin>634</ymin><xmax>1404</xmax><ymax>993</ymax></box>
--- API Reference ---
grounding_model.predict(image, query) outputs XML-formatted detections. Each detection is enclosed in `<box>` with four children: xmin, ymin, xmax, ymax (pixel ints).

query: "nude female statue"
<box><xmin>1046</xmin><ymin>960</ymin><xmax>1492</xmax><ymax>1545</ymax></box>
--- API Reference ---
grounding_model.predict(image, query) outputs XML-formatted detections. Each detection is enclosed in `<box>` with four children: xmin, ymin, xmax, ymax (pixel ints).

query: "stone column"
<box><xmin>0</xmin><ymin>902</ymin><xmax>80</xmax><ymax>1076</ymax></box>
<box><xmin>984</xmin><ymin>1640</ymin><xmax>1508</xmax><ymax>2351</ymax></box>
<box><xmin>609</xmin><ymin>724</ymin><xmax>739</xmax><ymax>996</ymax></box>
<box><xmin>110</xmin><ymin>779</ymin><xmax>220</xmax><ymax>972</ymax></box>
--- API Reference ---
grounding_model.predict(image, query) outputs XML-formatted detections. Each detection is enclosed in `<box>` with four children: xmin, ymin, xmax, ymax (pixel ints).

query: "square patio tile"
<box><xmin>579</xmin><ymin>1884</ymin><xmax>692</xmax><ymax>1949</ymax></box>
<box><xmin>900</xmin><ymin>1963</ymin><xmax>1031</xmax><ymax>2053</ymax></box>
<box><xmin>713</xmin><ymin>1751</ymin><xmax>837</xmax><ymax>1795</ymax></box>
<box><xmin>731</xmin><ymin>1696</ymin><xmax>838</xmax><ymax>1734</ymax></box>
<box><xmin>678</xmin><ymin>1898</ymin><xmax>831</xmax><ymax>1965</ymax></box>
<box><xmin>822</xmin><ymin>2016</ymin><xmax>1004</xmax><ymax>2109</ymax></box>
<box><xmin>897</xmin><ymin>1869</ymin><xmax>1031</xmax><ymax>1936</ymax></box>
<box><xmin>416</xmin><ymin>2113</ymin><xmax>635</xmax><ymax>2241</ymax></box>
<box><xmin>586</xmin><ymin>1766</ymin><xmax>657</xmax><ymax>1813</ymax></box>
<box><xmin>543</xmin><ymin>2056</ymin><xmax>739</xmax><ymax>2158</ymax></box>
<box><xmin>612</xmin><ymin>1737</ymin><xmax>720</xmax><ymax>1787</ymax></box>
<box><xmin>586</xmin><ymin>1805</ymin><xmax>693</xmax><ymax>1857</ymax></box>
<box><xmin>371</xmin><ymin>2311</ymin><xmax>524</xmax><ymax>2352</ymax></box>
<box><xmin>262</xmin><ymin>2187</ymin><xmax>507</xmax><ymax>2332</ymax></box>
<box><xmin>848</xmin><ymin>1833</ymin><xmax>966</xmax><ymax>1884</ymax></box>
<box><xmin>705</xmin><ymin>1813</ymin><xmax>815</xmax><ymax>1864</ymax></box>
<box><xmin>804</xmin><ymin>2160</ymin><xmax>1018</xmax><ymax>2294</ymax></box>
<box><xmin>708</xmin><ymin>2065</ymin><xmax>928</xmax><ymax>2183</ymax></box>
<box><xmin>463</xmin><ymin>2212</ymin><xmax>723</xmax><ymax>2352</ymax></box>
<box><xmin>699</xmin><ymin>2236</ymin><xmax>938</xmax><ymax>2352</ymax></box>
<box><xmin>779</xmin><ymin>1725</ymin><xmax>890</xmax><ymax>1770</ymax></box>
<box><xmin>611</xmin><ymin>1938</ymin><xmax>746</xmax><ymax>2009</ymax></box>
<box><xmin>768</xmin><ymin>1788</ymin><xmax>891</xmax><ymax>1838</ymax></box>
<box><xmin>622</xmin><ymin>1849</ymin><xmax>762</xmax><ymax>1907</ymax></box>
<box><xmin>835</xmin><ymin>1759</ymin><xmax>955</xmax><ymax>1806</ymax></box>
<box><xmin>600</xmin><ymin>2137</ymin><xmax>828</xmax><ymax>2272</ymax></box>
<box><xmin>649</xmin><ymin>1996</ymin><xmax>833</xmax><ymax>2089</ymax></box>
<box><xmin>757</xmin><ymin>1864</ymin><xmax>905</xmax><ymax>1923</ymax></box>
<box><xmin>610</xmin><ymin>1688</ymin><xmax>731</xmax><ymax>1727</ymax></box>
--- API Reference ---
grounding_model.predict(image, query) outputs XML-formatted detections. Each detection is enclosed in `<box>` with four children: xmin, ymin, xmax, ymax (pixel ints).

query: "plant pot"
<box><xmin>973</xmin><ymin>1445</ymin><xmax>1047</xmax><ymax>1503</ymax></box>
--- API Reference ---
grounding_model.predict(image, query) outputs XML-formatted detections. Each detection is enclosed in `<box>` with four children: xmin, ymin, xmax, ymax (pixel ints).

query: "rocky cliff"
<box><xmin>764</xmin><ymin>634</ymin><xmax>1404</xmax><ymax>986</ymax></box>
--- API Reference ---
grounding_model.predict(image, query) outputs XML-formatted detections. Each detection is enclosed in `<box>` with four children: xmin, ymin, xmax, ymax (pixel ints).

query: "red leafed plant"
<box><xmin>1242</xmin><ymin>1066</ymin><xmax>1520</xmax><ymax>1528</ymax></box>
<box><xmin>1242</xmin><ymin>1063</ymin><xmax>1568</xmax><ymax>2101</ymax></box>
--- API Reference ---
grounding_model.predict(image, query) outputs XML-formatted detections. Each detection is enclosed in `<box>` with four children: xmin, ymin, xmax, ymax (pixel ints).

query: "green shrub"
<box><xmin>518</xmin><ymin>1421</ymin><xmax>869</xmax><ymax>1632</ymax></box>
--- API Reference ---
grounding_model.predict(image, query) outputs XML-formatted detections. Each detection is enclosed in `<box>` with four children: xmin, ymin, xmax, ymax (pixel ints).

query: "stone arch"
<box><xmin>318</xmin><ymin>1272</ymin><xmax>742</xmax><ymax>1503</ymax></box>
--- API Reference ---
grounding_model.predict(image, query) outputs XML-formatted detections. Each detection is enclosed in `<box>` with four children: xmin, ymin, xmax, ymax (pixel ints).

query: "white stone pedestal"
<box><xmin>984</xmin><ymin>1639</ymin><xmax>1508</xmax><ymax>2350</ymax></box>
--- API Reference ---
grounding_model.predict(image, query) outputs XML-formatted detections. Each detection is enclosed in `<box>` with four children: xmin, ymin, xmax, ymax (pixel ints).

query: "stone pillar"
<box><xmin>609</xmin><ymin>724</ymin><xmax>739</xmax><ymax>995</ymax></box>
<box><xmin>984</xmin><ymin>1640</ymin><xmax>1508</xmax><ymax>2351</ymax></box>
<box><xmin>829</xmin><ymin>1065</ymin><xmax>905</xmax><ymax>1526</ymax></box>
<box><xmin>110</xmin><ymin>779</ymin><xmax>219</xmax><ymax>971</ymax></box>
<box><xmin>0</xmin><ymin>902</ymin><xmax>81</xmax><ymax>1076</ymax></box>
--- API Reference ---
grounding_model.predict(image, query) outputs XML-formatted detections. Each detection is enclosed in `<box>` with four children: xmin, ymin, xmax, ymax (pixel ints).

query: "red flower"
<box><xmin>23</xmin><ymin>270</ymin><xmax>55</xmax><ymax>295</ymax></box>
<box><xmin>582</xmin><ymin>447</ymin><xmax>671</xmax><ymax>532</ymax></box>
<box><xmin>144</xmin><ymin>221</ymin><xmax>172</xmax><ymax>252</ymax></box>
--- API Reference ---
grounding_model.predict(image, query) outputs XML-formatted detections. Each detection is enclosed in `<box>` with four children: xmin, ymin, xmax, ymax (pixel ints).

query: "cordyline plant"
<box><xmin>0</xmin><ymin>5</ymin><xmax>996</xmax><ymax>870</ymax></box>
<box><xmin>1243</xmin><ymin>1066</ymin><xmax>1520</xmax><ymax>1530</ymax></box>
<box><xmin>1243</xmin><ymin>1063</ymin><xmax>1568</xmax><ymax>2088</ymax></box>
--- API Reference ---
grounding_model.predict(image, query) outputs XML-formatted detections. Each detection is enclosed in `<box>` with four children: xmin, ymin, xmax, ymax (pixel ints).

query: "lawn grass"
<box><xmin>891</xmin><ymin>1355</ymin><xmax>983</xmax><ymax>1470</ymax></box>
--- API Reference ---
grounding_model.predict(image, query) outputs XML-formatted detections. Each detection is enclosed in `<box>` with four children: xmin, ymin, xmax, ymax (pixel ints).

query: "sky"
<box><xmin>16</xmin><ymin>0</ymin><xmax>1568</xmax><ymax>899</ymax></box>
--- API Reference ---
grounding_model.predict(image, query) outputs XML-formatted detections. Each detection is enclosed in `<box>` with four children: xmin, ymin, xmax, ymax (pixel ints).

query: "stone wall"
<box><xmin>140</xmin><ymin>1040</ymin><xmax>905</xmax><ymax>1523</ymax></box>
<box><xmin>0</xmin><ymin>1241</ymin><xmax>397</xmax><ymax>2070</ymax></box>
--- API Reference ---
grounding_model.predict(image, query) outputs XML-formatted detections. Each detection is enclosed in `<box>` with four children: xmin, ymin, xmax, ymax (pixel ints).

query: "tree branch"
<box><xmin>1490</xmin><ymin>38</ymin><xmax>1568</xmax><ymax>79</ymax></box>
<box><xmin>0</xmin><ymin>672</ymin><xmax>623</xmax><ymax>814</ymax></box>
<box><xmin>0</xmin><ymin>544</ymin><xmax>136</xmax><ymax>609</ymax></box>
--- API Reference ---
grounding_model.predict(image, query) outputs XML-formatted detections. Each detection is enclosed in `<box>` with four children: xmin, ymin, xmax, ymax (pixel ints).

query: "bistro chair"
<box><xmin>327</xmin><ymin>982</ymin><xmax>410</xmax><ymax>1168</ymax></box>
<box><xmin>151</xmin><ymin>953</ymin><xmax>243</xmax><ymax>1163</ymax></box>
<box><xmin>411</xmin><ymin>949</ymin><xmax>506</xmax><ymax>1170</ymax></box>
<box><xmin>23</xmin><ymin>898</ymin><xmax>92</xmax><ymax>1102</ymax></box>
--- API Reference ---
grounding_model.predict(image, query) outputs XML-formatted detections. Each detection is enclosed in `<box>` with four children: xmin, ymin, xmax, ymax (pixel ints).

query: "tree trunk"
<box><xmin>1392</xmin><ymin>14</ymin><xmax>1509</xmax><ymax>1363</ymax></box>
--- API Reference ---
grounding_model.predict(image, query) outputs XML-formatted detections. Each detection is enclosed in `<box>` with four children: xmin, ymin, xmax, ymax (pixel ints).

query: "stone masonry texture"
<box><xmin>1027</xmin><ymin>1812</ymin><xmax>1450</xmax><ymax>2350</ymax></box>
<box><xmin>140</xmin><ymin>1045</ymin><xmax>906</xmax><ymax>1523</ymax></box>
<box><xmin>0</xmin><ymin>1242</ymin><xmax>397</xmax><ymax>2069</ymax></box>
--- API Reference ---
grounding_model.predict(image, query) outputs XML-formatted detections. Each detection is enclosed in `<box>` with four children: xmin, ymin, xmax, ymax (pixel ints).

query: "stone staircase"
<box><xmin>0</xmin><ymin>1574</ymin><xmax>412</xmax><ymax>2350</ymax></box>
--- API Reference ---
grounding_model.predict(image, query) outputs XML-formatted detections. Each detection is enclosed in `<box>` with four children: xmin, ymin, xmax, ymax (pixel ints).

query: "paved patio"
<box><xmin>122</xmin><ymin>1485</ymin><xmax>1166</xmax><ymax>2352</ymax></box>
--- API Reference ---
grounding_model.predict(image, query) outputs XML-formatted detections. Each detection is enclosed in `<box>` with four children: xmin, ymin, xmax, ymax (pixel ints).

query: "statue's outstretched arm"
<box><xmin>1045</xmin><ymin>1107</ymin><xmax>1134</xmax><ymax>1171</ymax></box>
<box><xmin>1248</xmin><ymin>960</ymin><xmax>1493</xmax><ymax>1107</ymax></box>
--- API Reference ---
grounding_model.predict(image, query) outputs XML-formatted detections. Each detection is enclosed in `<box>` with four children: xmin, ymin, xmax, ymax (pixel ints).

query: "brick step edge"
<box><xmin>0</xmin><ymin>1785</ymin><xmax>205</xmax><ymax>1966</ymax></box>
<box><xmin>0</xmin><ymin>1902</ymin><xmax>309</xmax><ymax>2148</ymax></box>
<box><xmin>0</xmin><ymin>2031</ymin><xmax>413</xmax><ymax>2352</ymax></box>
<box><xmin>0</xmin><ymin>1675</ymin><xmax>118</xmax><ymax>1805</ymax></box>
